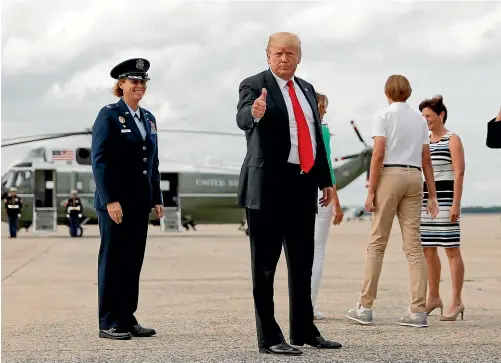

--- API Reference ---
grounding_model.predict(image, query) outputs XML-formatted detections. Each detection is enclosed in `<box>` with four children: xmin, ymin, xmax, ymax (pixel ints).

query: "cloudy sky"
<box><xmin>2</xmin><ymin>0</ymin><xmax>500</xmax><ymax>206</ymax></box>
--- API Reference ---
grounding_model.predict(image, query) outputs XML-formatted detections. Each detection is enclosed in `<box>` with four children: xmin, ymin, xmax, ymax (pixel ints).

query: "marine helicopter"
<box><xmin>1</xmin><ymin>121</ymin><xmax>372</xmax><ymax>236</ymax></box>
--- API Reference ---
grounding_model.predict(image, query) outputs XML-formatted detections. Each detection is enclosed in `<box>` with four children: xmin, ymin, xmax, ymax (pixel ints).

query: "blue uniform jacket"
<box><xmin>91</xmin><ymin>98</ymin><xmax>162</xmax><ymax>211</ymax></box>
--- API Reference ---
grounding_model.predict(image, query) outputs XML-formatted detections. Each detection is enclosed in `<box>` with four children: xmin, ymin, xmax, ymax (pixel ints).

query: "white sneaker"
<box><xmin>313</xmin><ymin>310</ymin><xmax>326</xmax><ymax>320</ymax></box>
<box><xmin>347</xmin><ymin>302</ymin><xmax>374</xmax><ymax>325</ymax></box>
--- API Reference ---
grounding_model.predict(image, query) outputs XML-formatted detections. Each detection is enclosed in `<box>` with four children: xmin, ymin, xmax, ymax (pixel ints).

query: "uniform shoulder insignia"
<box><xmin>105</xmin><ymin>103</ymin><xmax>118</xmax><ymax>109</ymax></box>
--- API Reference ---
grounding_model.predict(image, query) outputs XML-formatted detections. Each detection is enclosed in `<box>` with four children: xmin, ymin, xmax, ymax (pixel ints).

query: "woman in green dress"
<box><xmin>311</xmin><ymin>93</ymin><xmax>344</xmax><ymax>319</ymax></box>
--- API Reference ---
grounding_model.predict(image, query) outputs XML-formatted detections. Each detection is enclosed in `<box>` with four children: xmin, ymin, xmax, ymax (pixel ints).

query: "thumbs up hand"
<box><xmin>251</xmin><ymin>88</ymin><xmax>267</xmax><ymax>119</ymax></box>
<box><xmin>496</xmin><ymin>106</ymin><xmax>501</xmax><ymax>121</ymax></box>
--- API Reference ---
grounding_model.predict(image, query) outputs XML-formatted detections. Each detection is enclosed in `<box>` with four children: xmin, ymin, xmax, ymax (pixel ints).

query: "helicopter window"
<box><xmin>15</xmin><ymin>172</ymin><xmax>24</xmax><ymax>187</ymax></box>
<box><xmin>57</xmin><ymin>173</ymin><xmax>72</xmax><ymax>194</ymax></box>
<box><xmin>2</xmin><ymin>171</ymin><xmax>15</xmax><ymax>188</ymax></box>
<box><xmin>77</xmin><ymin>174</ymin><xmax>95</xmax><ymax>193</ymax></box>
<box><xmin>14</xmin><ymin>170</ymin><xmax>34</xmax><ymax>194</ymax></box>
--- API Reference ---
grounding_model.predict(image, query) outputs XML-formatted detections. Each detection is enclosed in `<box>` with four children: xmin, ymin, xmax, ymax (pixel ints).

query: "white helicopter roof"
<box><xmin>5</xmin><ymin>146</ymin><xmax>241</xmax><ymax>175</ymax></box>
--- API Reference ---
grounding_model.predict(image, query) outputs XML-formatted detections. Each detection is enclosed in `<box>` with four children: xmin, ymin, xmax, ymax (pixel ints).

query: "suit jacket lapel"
<box><xmin>294</xmin><ymin>77</ymin><xmax>323</xmax><ymax>137</ymax></box>
<box><xmin>264</xmin><ymin>69</ymin><xmax>288</xmax><ymax>119</ymax></box>
<box><xmin>294</xmin><ymin>78</ymin><xmax>320</xmax><ymax>126</ymax></box>
<box><xmin>140</xmin><ymin>107</ymin><xmax>152</xmax><ymax>136</ymax></box>
<box><xmin>118</xmin><ymin>98</ymin><xmax>143</xmax><ymax>140</ymax></box>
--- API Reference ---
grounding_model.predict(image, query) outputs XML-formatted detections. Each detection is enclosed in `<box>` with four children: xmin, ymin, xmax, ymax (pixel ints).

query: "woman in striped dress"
<box><xmin>419</xmin><ymin>95</ymin><xmax>466</xmax><ymax>321</ymax></box>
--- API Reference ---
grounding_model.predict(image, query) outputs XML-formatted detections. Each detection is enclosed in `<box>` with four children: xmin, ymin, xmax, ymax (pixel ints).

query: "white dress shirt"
<box><xmin>254</xmin><ymin>70</ymin><xmax>317</xmax><ymax>164</ymax></box>
<box><xmin>372</xmin><ymin>102</ymin><xmax>429</xmax><ymax>167</ymax></box>
<box><xmin>125</xmin><ymin>100</ymin><xmax>147</xmax><ymax>139</ymax></box>
<box><xmin>270</xmin><ymin>71</ymin><xmax>317</xmax><ymax>164</ymax></box>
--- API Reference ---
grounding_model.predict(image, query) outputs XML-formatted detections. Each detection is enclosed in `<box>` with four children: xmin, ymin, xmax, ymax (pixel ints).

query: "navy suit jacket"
<box><xmin>91</xmin><ymin>98</ymin><xmax>162</xmax><ymax>212</ymax></box>
<box><xmin>235</xmin><ymin>69</ymin><xmax>332</xmax><ymax>210</ymax></box>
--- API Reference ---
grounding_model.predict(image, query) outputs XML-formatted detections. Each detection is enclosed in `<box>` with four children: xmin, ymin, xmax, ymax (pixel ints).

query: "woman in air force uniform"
<box><xmin>91</xmin><ymin>58</ymin><xmax>164</xmax><ymax>340</ymax></box>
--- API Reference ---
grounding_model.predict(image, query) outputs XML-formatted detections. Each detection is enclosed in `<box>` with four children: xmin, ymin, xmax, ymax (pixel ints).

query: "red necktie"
<box><xmin>287</xmin><ymin>80</ymin><xmax>314</xmax><ymax>173</ymax></box>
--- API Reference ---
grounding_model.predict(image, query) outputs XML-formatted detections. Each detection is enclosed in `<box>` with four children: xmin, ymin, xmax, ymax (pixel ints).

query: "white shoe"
<box><xmin>313</xmin><ymin>310</ymin><xmax>326</xmax><ymax>320</ymax></box>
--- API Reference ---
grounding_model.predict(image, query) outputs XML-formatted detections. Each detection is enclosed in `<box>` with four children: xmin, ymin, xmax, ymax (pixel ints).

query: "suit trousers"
<box><xmin>97</xmin><ymin>206</ymin><xmax>150</xmax><ymax>330</ymax></box>
<box><xmin>360</xmin><ymin>167</ymin><xmax>427</xmax><ymax>313</ymax></box>
<box><xmin>311</xmin><ymin>200</ymin><xmax>333</xmax><ymax>309</ymax></box>
<box><xmin>246</xmin><ymin>163</ymin><xmax>321</xmax><ymax>348</ymax></box>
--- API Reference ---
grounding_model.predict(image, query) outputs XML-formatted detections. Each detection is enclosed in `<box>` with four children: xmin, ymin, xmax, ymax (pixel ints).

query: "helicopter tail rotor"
<box><xmin>334</xmin><ymin>153</ymin><xmax>360</xmax><ymax>162</ymax></box>
<box><xmin>350</xmin><ymin>120</ymin><xmax>368</xmax><ymax>148</ymax></box>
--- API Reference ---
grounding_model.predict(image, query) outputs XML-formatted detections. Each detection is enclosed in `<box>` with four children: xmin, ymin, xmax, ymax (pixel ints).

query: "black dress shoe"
<box><xmin>259</xmin><ymin>343</ymin><xmax>303</xmax><ymax>355</ymax></box>
<box><xmin>129</xmin><ymin>324</ymin><xmax>156</xmax><ymax>337</ymax></box>
<box><xmin>99</xmin><ymin>327</ymin><xmax>132</xmax><ymax>340</ymax></box>
<box><xmin>291</xmin><ymin>336</ymin><xmax>342</xmax><ymax>349</ymax></box>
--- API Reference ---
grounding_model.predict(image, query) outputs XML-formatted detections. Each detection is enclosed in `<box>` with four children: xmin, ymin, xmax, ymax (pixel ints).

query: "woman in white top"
<box><xmin>347</xmin><ymin>75</ymin><xmax>439</xmax><ymax>328</ymax></box>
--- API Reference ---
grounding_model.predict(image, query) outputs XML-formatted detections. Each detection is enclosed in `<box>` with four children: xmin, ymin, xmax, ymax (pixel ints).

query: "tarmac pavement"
<box><xmin>2</xmin><ymin>214</ymin><xmax>501</xmax><ymax>362</ymax></box>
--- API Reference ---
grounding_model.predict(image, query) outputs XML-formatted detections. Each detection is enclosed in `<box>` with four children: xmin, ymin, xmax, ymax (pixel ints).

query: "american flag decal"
<box><xmin>52</xmin><ymin>149</ymin><xmax>74</xmax><ymax>160</ymax></box>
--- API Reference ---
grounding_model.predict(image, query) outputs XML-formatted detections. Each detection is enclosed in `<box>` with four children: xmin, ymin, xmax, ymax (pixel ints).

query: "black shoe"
<box><xmin>99</xmin><ymin>327</ymin><xmax>132</xmax><ymax>340</ymax></box>
<box><xmin>259</xmin><ymin>343</ymin><xmax>303</xmax><ymax>355</ymax></box>
<box><xmin>129</xmin><ymin>324</ymin><xmax>156</xmax><ymax>337</ymax></box>
<box><xmin>291</xmin><ymin>336</ymin><xmax>342</xmax><ymax>349</ymax></box>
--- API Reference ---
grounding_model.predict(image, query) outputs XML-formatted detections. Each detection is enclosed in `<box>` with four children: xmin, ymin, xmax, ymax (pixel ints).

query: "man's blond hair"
<box><xmin>266</xmin><ymin>32</ymin><xmax>302</xmax><ymax>55</ymax></box>
<box><xmin>384</xmin><ymin>74</ymin><xmax>412</xmax><ymax>102</ymax></box>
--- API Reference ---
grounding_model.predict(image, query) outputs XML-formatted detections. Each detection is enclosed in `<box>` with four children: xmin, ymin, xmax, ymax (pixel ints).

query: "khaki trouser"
<box><xmin>360</xmin><ymin>167</ymin><xmax>427</xmax><ymax>313</ymax></box>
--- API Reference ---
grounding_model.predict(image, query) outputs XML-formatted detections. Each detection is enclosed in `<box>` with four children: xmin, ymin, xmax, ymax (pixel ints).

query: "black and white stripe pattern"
<box><xmin>420</xmin><ymin>131</ymin><xmax>460</xmax><ymax>248</ymax></box>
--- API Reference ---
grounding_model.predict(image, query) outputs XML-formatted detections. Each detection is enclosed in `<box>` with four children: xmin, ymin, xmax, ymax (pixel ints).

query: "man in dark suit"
<box><xmin>91</xmin><ymin>58</ymin><xmax>164</xmax><ymax>340</ymax></box>
<box><xmin>236</xmin><ymin>32</ymin><xmax>342</xmax><ymax>355</ymax></box>
<box><xmin>486</xmin><ymin>107</ymin><xmax>501</xmax><ymax>149</ymax></box>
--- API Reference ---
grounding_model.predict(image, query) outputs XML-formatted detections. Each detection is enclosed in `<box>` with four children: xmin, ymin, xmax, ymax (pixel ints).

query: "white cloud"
<box><xmin>399</xmin><ymin>4</ymin><xmax>501</xmax><ymax>58</ymax></box>
<box><xmin>2</xmin><ymin>0</ymin><xmax>500</xmax><ymax>206</ymax></box>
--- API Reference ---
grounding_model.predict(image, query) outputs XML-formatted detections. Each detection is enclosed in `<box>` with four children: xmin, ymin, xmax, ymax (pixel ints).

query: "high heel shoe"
<box><xmin>440</xmin><ymin>304</ymin><xmax>465</xmax><ymax>321</ymax></box>
<box><xmin>426</xmin><ymin>302</ymin><xmax>443</xmax><ymax>316</ymax></box>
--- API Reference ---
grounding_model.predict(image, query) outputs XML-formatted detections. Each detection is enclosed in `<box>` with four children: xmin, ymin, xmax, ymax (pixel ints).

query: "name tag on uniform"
<box><xmin>121</xmin><ymin>129</ymin><xmax>131</xmax><ymax>133</ymax></box>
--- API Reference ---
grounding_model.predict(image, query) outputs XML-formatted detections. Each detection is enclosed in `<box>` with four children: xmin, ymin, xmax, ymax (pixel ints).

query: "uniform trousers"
<box><xmin>97</xmin><ymin>206</ymin><xmax>150</xmax><ymax>330</ymax></box>
<box><xmin>246</xmin><ymin>163</ymin><xmax>321</xmax><ymax>349</ymax></box>
<box><xmin>8</xmin><ymin>213</ymin><xmax>18</xmax><ymax>237</ymax></box>
<box><xmin>69</xmin><ymin>214</ymin><xmax>80</xmax><ymax>237</ymax></box>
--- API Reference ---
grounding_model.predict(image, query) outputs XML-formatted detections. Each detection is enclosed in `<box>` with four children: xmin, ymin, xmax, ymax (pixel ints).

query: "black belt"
<box><xmin>383</xmin><ymin>164</ymin><xmax>421</xmax><ymax>171</ymax></box>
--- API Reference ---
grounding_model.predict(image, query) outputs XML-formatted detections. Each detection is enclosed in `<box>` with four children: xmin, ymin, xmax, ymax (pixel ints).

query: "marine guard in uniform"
<box><xmin>3</xmin><ymin>187</ymin><xmax>22</xmax><ymax>238</ymax></box>
<box><xmin>91</xmin><ymin>58</ymin><xmax>164</xmax><ymax>340</ymax></box>
<box><xmin>64</xmin><ymin>189</ymin><xmax>83</xmax><ymax>237</ymax></box>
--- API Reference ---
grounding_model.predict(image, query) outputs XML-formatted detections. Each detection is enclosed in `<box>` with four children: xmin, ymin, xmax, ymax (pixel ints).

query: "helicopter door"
<box><xmin>33</xmin><ymin>169</ymin><xmax>57</xmax><ymax>233</ymax></box>
<box><xmin>159</xmin><ymin>173</ymin><xmax>181</xmax><ymax>232</ymax></box>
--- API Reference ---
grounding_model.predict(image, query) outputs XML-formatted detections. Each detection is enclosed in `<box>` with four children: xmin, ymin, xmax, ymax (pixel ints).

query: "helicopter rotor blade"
<box><xmin>334</xmin><ymin>153</ymin><xmax>360</xmax><ymax>162</ymax></box>
<box><xmin>350</xmin><ymin>120</ymin><xmax>368</xmax><ymax>148</ymax></box>
<box><xmin>1</xmin><ymin>127</ymin><xmax>246</xmax><ymax>148</ymax></box>
<box><xmin>1</xmin><ymin>130</ymin><xmax>92</xmax><ymax>148</ymax></box>
<box><xmin>157</xmin><ymin>129</ymin><xmax>243</xmax><ymax>137</ymax></box>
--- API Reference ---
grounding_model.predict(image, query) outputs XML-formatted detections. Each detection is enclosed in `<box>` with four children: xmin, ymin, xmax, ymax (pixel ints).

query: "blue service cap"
<box><xmin>110</xmin><ymin>58</ymin><xmax>150</xmax><ymax>80</ymax></box>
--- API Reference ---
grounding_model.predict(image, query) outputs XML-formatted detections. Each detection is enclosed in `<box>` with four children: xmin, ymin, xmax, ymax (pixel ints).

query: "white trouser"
<box><xmin>311</xmin><ymin>199</ymin><xmax>333</xmax><ymax>308</ymax></box>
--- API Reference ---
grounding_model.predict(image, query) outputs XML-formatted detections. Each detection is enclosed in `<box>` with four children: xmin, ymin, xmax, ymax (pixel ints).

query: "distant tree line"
<box><xmin>462</xmin><ymin>206</ymin><xmax>501</xmax><ymax>214</ymax></box>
